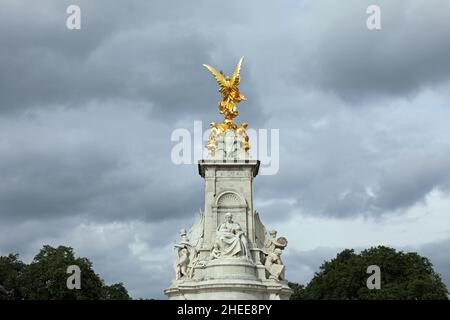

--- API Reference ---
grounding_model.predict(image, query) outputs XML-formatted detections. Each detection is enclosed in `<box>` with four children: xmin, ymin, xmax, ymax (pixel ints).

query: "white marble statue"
<box><xmin>174</xmin><ymin>229</ymin><xmax>194</xmax><ymax>280</ymax></box>
<box><xmin>173</xmin><ymin>210</ymin><xmax>205</xmax><ymax>280</ymax></box>
<box><xmin>265</xmin><ymin>248</ymin><xmax>285</xmax><ymax>280</ymax></box>
<box><xmin>264</xmin><ymin>229</ymin><xmax>288</xmax><ymax>254</ymax></box>
<box><xmin>223</xmin><ymin>130</ymin><xmax>238</xmax><ymax>159</ymax></box>
<box><xmin>214</xmin><ymin>212</ymin><xmax>252</xmax><ymax>260</ymax></box>
<box><xmin>209</xmin><ymin>243</ymin><xmax>221</xmax><ymax>260</ymax></box>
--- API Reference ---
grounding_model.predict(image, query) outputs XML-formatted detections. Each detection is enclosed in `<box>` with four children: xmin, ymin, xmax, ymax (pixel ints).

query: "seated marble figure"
<box><xmin>213</xmin><ymin>212</ymin><xmax>252</xmax><ymax>260</ymax></box>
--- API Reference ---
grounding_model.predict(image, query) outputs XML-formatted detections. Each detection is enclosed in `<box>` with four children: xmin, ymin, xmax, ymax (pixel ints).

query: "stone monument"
<box><xmin>165</xmin><ymin>57</ymin><xmax>292</xmax><ymax>300</ymax></box>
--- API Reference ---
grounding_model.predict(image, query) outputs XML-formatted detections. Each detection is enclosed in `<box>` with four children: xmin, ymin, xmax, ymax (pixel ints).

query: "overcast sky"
<box><xmin>1</xmin><ymin>0</ymin><xmax>450</xmax><ymax>299</ymax></box>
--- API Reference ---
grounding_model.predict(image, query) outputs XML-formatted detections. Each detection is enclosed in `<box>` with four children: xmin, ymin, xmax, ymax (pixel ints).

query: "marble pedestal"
<box><xmin>165</xmin><ymin>258</ymin><xmax>292</xmax><ymax>300</ymax></box>
<box><xmin>164</xmin><ymin>160</ymin><xmax>292</xmax><ymax>300</ymax></box>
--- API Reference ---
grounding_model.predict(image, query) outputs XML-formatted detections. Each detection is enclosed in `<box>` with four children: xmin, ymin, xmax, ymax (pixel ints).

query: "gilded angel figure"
<box><xmin>203</xmin><ymin>57</ymin><xmax>246</xmax><ymax>123</ymax></box>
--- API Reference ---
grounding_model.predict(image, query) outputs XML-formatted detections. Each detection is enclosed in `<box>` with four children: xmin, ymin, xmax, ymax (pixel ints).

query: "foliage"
<box><xmin>0</xmin><ymin>254</ymin><xmax>26</xmax><ymax>299</ymax></box>
<box><xmin>290</xmin><ymin>246</ymin><xmax>448</xmax><ymax>300</ymax></box>
<box><xmin>0</xmin><ymin>245</ymin><xmax>131</xmax><ymax>300</ymax></box>
<box><xmin>102</xmin><ymin>282</ymin><xmax>132</xmax><ymax>300</ymax></box>
<box><xmin>288</xmin><ymin>282</ymin><xmax>305</xmax><ymax>300</ymax></box>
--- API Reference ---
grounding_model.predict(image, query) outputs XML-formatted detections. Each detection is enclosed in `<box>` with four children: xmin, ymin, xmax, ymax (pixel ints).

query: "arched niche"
<box><xmin>212</xmin><ymin>190</ymin><xmax>248</xmax><ymax>233</ymax></box>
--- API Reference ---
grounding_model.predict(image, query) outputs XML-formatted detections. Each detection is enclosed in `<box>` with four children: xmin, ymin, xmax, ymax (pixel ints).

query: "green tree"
<box><xmin>1</xmin><ymin>245</ymin><xmax>131</xmax><ymax>300</ymax></box>
<box><xmin>0</xmin><ymin>254</ymin><xmax>26</xmax><ymax>299</ymax></box>
<box><xmin>288</xmin><ymin>282</ymin><xmax>305</xmax><ymax>300</ymax></box>
<box><xmin>19</xmin><ymin>245</ymin><xmax>104</xmax><ymax>300</ymax></box>
<box><xmin>102</xmin><ymin>282</ymin><xmax>131</xmax><ymax>300</ymax></box>
<box><xmin>291</xmin><ymin>246</ymin><xmax>448</xmax><ymax>300</ymax></box>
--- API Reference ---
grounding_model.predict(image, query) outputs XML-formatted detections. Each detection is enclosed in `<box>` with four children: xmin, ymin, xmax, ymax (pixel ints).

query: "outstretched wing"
<box><xmin>231</xmin><ymin>56</ymin><xmax>244</xmax><ymax>86</ymax></box>
<box><xmin>188</xmin><ymin>209</ymin><xmax>205</xmax><ymax>249</ymax></box>
<box><xmin>254</xmin><ymin>210</ymin><xmax>267</xmax><ymax>250</ymax></box>
<box><xmin>203</xmin><ymin>64</ymin><xmax>228</xmax><ymax>89</ymax></box>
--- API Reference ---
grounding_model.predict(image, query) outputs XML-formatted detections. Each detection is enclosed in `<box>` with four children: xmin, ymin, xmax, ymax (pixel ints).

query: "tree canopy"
<box><xmin>0</xmin><ymin>245</ymin><xmax>131</xmax><ymax>300</ymax></box>
<box><xmin>3</xmin><ymin>244</ymin><xmax>447</xmax><ymax>300</ymax></box>
<box><xmin>290</xmin><ymin>246</ymin><xmax>448</xmax><ymax>300</ymax></box>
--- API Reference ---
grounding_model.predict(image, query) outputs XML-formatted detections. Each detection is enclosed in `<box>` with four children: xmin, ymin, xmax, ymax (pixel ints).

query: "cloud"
<box><xmin>1</xmin><ymin>0</ymin><xmax>450</xmax><ymax>299</ymax></box>
<box><xmin>3</xmin><ymin>0</ymin><xmax>450</xmax><ymax>116</ymax></box>
<box><xmin>0</xmin><ymin>0</ymin><xmax>266</xmax><ymax>126</ymax></box>
<box><xmin>285</xmin><ymin>247</ymin><xmax>341</xmax><ymax>285</ymax></box>
<box><xmin>253</xmin><ymin>88</ymin><xmax>450</xmax><ymax>218</ymax></box>
<box><xmin>281</xmin><ymin>0</ymin><xmax>450</xmax><ymax>101</ymax></box>
<box><xmin>0</xmin><ymin>104</ymin><xmax>202</xmax><ymax>223</ymax></box>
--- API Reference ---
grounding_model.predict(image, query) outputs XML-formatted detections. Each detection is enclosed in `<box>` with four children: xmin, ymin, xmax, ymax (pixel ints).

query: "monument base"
<box><xmin>165</xmin><ymin>159</ymin><xmax>293</xmax><ymax>300</ymax></box>
<box><xmin>164</xmin><ymin>258</ymin><xmax>292</xmax><ymax>300</ymax></box>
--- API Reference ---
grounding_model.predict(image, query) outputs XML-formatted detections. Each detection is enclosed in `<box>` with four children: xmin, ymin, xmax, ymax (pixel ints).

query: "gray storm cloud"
<box><xmin>1</xmin><ymin>0</ymin><xmax>450</xmax><ymax>298</ymax></box>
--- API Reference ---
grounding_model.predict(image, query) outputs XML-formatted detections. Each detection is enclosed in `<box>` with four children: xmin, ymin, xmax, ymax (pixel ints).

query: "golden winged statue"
<box><xmin>203</xmin><ymin>56</ymin><xmax>246</xmax><ymax>130</ymax></box>
<box><xmin>203</xmin><ymin>57</ymin><xmax>250</xmax><ymax>154</ymax></box>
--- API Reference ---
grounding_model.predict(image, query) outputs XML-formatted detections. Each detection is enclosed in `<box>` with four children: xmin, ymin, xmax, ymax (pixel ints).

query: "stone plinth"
<box><xmin>165</xmin><ymin>159</ymin><xmax>292</xmax><ymax>300</ymax></box>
